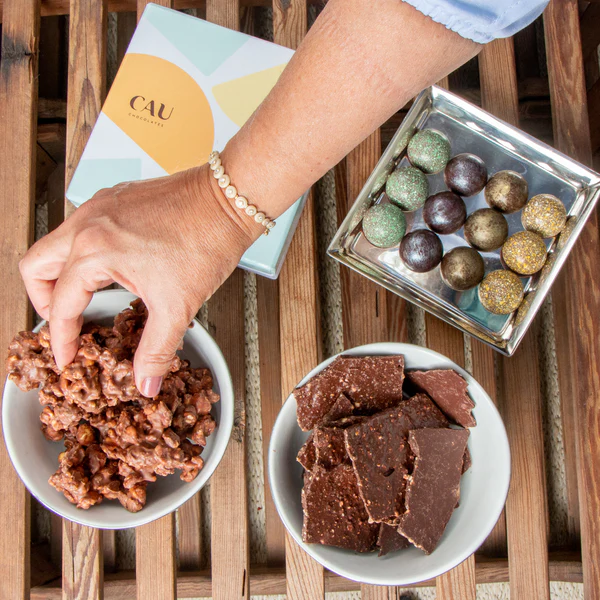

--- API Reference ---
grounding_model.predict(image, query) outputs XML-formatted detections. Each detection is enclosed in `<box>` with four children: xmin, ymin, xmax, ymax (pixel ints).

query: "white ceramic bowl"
<box><xmin>268</xmin><ymin>342</ymin><xmax>510</xmax><ymax>586</ymax></box>
<box><xmin>2</xmin><ymin>289</ymin><xmax>233</xmax><ymax>529</ymax></box>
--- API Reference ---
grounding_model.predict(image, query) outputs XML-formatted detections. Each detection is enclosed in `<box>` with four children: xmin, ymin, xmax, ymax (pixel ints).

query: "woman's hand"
<box><xmin>19</xmin><ymin>165</ymin><xmax>258</xmax><ymax>397</ymax></box>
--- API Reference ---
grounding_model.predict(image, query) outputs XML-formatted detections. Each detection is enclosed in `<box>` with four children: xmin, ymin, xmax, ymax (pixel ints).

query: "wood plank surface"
<box><xmin>62</xmin><ymin>1</ymin><xmax>108</xmax><ymax>598</ymax></box>
<box><xmin>271</xmin><ymin>1</ymin><xmax>325</xmax><ymax>598</ymax></box>
<box><xmin>257</xmin><ymin>277</ymin><xmax>286</xmax><ymax>566</ymax></box>
<box><xmin>279</xmin><ymin>185</ymin><xmax>324</xmax><ymax>600</ymax></box>
<box><xmin>29</xmin><ymin>551</ymin><xmax>585</xmax><ymax>599</ymax></box>
<box><xmin>544</xmin><ymin>2</ymin><xmax>600</xmax><ymax>597</ymax></box>
<box><xmin>336</xmin><ymin>131</ymin><xmax>403</xmax><ymax>600</ymax></box>
<box><xmin>0</xmin><ymin>1</ymin><xmax>40</xmax><ymax>598</ymax></box>
<box><xmin>480</xmin><ymin>37</ymin><xmax>551</xmax><ymax>600</ymax></box>
<box><xmin>203</xmin><ymin>2</ymin><xmax>250</xmax><ymax>596</ymax></box>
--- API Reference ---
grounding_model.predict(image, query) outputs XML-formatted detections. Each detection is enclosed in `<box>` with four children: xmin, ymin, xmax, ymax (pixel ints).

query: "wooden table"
<box><xmin>1</xmin><ymin>1</ymin><xmax>599</xmax><ymax>599</ymax></box>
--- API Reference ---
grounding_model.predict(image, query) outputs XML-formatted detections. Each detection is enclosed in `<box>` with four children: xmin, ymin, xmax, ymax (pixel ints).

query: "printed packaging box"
<box><xmin>66</xmin><ymin>3</ymin><xmax>305</xmax><ymax>279</ymax></box>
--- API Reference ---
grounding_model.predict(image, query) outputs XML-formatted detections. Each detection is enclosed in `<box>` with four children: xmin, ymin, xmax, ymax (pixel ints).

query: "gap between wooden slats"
<box><xmin>335</xmin><ymin>131</ymin><xmax>405</xmax><ymax>600</ymax></box>
<box><xmin>62</xmin><ymin>1</ymin><xmax>108</xmax><ymax>599</ymax></box>
<box><xmin>544</xmin><ymin>1</ymin><xmax>600</xmax><ymax>597</ymax></box>
<box><xmin>270</xmin><ymin>1</ymin><xmax>326</xmax><ymax>598</ymax></box>
<box><xmin>0</xmin><ymin>1</ymin><xmax>40</xmax><ymax>598</ymax></box>
<box><xmin>203</xmin><ymin>3</ymin><xmax>251</xmax><ymax>599</ymax></box>
<box><xmin>480</xmin><ymin>37</ymin><xmax>551</xmax><ymax>600</ymax></box>
<box><xmin>425</xmin><ymin>77</ymin><xmax>476</xmax><ymax>600</ymax></box>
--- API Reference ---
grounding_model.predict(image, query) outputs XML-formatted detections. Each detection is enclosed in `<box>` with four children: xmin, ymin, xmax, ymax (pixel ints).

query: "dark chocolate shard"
<box><xmin>400</xmin><ymin>393</ymin><xmax>449</xmax><ymax>429</ymax></box>
<box><xmin>294</xmin><ymin>355</ymin><xmax>405</xmax><ymax>431</ymax></box>
<box><xmin>397</xmin><ymin>428</ymin><xmax>469</xmax><ymax>554</ymax></box>
<box><xmin>297</xmin><ymin>433</ymin><xmax>316</xmax><ymax>471</ymax></box>
<box><xmin>314</xmin><ymin>427</ymin><xmax>349</xmax><ymax>470</ymax></box>
<box><xmin>377</xmin><ymin>523</ymin><xmax>411</xmax><ymax>556</ymax></box>
<box><xmin>406</xmin><ymin>370</ymin><xmax>476</xmax><ymax>428</ymax></box>
<box><xmin>322</xmin><ymin>392</ymin><xmax>355</xmax><ymax>424</ymax></box>
<box><xmin>302</xmin><ymin>465</ymin><xmax>379</xmax><ymax>552</ymax></box>
<box><xmin>344</xmin><ymin>406</ymin><xmax>412</xmax><ymax>523</ymax></box>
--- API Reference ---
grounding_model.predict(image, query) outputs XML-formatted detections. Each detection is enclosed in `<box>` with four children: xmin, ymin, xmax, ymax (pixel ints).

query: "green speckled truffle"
<box><xmin>385</xmin><ymin>166</ymin><xmax>429</xmax><ymax>211</ymax></box>
<box><xmin>362</xmin><ymin>204</ymin><xmax>406</xmax><ymax>248</ymax></box>
<box><xmin>407</xmin><ymin>129</ymin><xmax>451</xmax><ymax>174</ymax></box>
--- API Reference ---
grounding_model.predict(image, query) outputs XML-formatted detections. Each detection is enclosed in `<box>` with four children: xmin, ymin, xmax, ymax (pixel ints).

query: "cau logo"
<box><xmin>129</xmin><ymin>95</ymin><xmax>174</xmax><ymax>120</ymax></box>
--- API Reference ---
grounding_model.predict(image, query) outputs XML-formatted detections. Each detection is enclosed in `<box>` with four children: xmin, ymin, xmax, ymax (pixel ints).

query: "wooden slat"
<box><xmin>337</xmin><ymin>132</ymin><xmax>404</xmax><ymax>600</ymax></box>
<box><xmin>480</xmin><ymin>37</ymin><xmax>551</xmax><ymax>600</ymax></box>
<box><xmin>203</xmin><ymin>0</ymin><xmax>250</xmax><ymax>593</ymax></box>
<box><xmin>270</xmin><ymin>1</ymin><xmax>325</xmax><ymax>598</ymax></box>
<box><xmin>0</xmin><ymin>1</ymin><xmax>40</xmax><ymax>598</ymax></box>
<box><xmin>544</xmin><ymin>2</ymin><xmax>600</xmax><ymax>597</ymax></box>
<box><xmin>29</xmin><ymin>551</ymin><xmax>586</xmax><ymax>599</ymax></box>
<box><xmin>62</xmin><ymin>1</ymin><xmax>109</xmax><ymax>599</ymax></box>
<box><xmin>0</xmin><ymin>0</ymin><xmax>324</xmax><ymax>21</ymax></box>
<box><xmin>279</xmin><ymin>184</ymin><xmax>324</xmax><ymax>600</ymax></box>
<box><xmin>589</xmin><ymin>77</ymin><xmax>600</xmax><ymax>153</ymax></box>
<box><xmin>257</xmin><ymin>277</ymin><xmax>286</xmax><ymax>566</ymax></box>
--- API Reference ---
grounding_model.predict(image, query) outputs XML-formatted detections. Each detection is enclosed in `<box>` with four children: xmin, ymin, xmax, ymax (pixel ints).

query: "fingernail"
<box><xmin>141</xmin><ymin>376</ymin><xmax>163</xmax><ymax>398</ymax></box>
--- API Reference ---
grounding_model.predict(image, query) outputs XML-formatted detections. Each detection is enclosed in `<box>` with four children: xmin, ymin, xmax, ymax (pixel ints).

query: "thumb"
<box><xmin>134</xmin><ymin>307</ymin><xmax>188</xmax><ymax>397</ymax></box>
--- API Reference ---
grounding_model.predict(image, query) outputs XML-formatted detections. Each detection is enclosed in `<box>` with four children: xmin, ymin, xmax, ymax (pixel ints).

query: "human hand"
<box><xmin>19</xmin><ymin>164</ymin><xmax>258</xmax><ymax>397</ymax></box>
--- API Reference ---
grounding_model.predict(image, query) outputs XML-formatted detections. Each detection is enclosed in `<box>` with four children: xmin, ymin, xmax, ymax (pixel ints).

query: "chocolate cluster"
<box><xmin>6</xmin><ymin>300</ymin><xmax>219</xmax><ymax>512</ymax></box>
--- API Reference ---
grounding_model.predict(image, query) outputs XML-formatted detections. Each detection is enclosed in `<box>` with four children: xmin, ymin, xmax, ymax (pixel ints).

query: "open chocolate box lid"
<box><xmin>328</xmin><ymin>86</ymin><xmax>600</xmax><ymax>356</ymax></box>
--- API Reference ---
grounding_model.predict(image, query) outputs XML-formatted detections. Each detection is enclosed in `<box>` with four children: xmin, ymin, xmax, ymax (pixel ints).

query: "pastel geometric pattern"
<box><xmin>68</xmin><ymin>158</ymin><xmax>142</xmax><ymax>206</ymax></box>
<box><xmin>143</xmin><ymin>4</ymin><xmax>247</xmax><ymax>76</ymax></box>
<box><xmin>212</xmin><ymin>64</ymin><xmax>287</xmax><ymax>127</ymax></box>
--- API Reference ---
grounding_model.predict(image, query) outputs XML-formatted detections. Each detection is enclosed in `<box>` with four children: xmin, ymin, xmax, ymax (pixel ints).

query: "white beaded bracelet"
<box><xmin>208</xmin><ymin>150</ymin><xmax>276</xmax><ymax>236</ymax></box>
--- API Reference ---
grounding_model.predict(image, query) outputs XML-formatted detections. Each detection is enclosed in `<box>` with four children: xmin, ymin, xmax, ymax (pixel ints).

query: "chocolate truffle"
<box><xmin>362</xmin><ymin>204</ymin><xmax>406</xmax><ymax>248</ymax></box>
<box><xmin>521</xmin><ymin>194</ymin><xmax>567</xmax><ymax>238</ymax></box>
<box><xmin>399</xmin><ymin>229</ymin><xmax>443</xmax><ymax>273</ymax></box>
<box><xmin>407</xmin><ymin>130</ymin><xmax>451</xmax><ymax>174</ymax></box>
<box><xmin>478</xmin><ymin>270</ymin><xmax>524</xmax><ymax>315</ymax></box>
<box><xmin>464</xmin><ymin>208</ymin><xmax>508</xmax><ymax>251</ymax></box>
<box><xmin>385</xmin><ymin>166</ymin><xmax>429</xmax><ymax>211</ymax></box>
<box><xmin>423</xmin><ymin>192</ymin><xmax>467</xmax><ymax>235</ymax></box>
<box><xmin>484</xmin><ymin>170</ymin><xmax>528</xmax><ymax>213</ymax></box>
<box><xmin>502</xmin><ymin>231</ymin><xmax>547</xmax><ymax>275</ymax></box>
<box><xmin>440</xmin><ymin>247</ymin><xmax>485</xmax><ymax>291</ymax></box>
<box><xmin>444</xmin><ymin>153</ymin><xmax>488</xmax><ymax>197</ymax></box>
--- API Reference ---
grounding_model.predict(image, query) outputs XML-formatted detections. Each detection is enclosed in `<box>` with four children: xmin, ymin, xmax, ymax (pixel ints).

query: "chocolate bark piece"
<box><xmin>462</xmin><ymin>447</ymin><xmax>472</xmax><ymax>474</ymax></box>
<box><xmin>377</xmin><ymin>523</ymin><xmax>411</xmax><ymax>556</ymax></box>
<box><xmin>407</xmin><ymin>370</ymin><xmax>476</xmax><ymax>428</ymax></box>
<box><xmin>294</xmin><ymin>355</ymin><xmax>405</xmax><ymax>431</ymax></box>
<box><xmin>297</xmin><ymin>433</ymin><xmax>316</xmax><ymax>471</ymax></box>
<box><xmin>302</xmin><ymin>464</ymin><xmax>379</xmax><ymax>552</ymax></box>
<box><xmin>314</xmin><ymin>427</ymin><xmax>349</xmax><ymax>470</ymax></box>
<box><xmin>397</xmin><ymin>428</ymin><xmax>470</xmax><ymax>554</ymax></box>
<box><xmin>400</xmin><ymin>393</ymin><xmax>449</xmax><ymax>428</ymax></box>
<box><xmin>322</xmin><ymin>392</ymin><xmax>355</xmax><ymax>424</ymax></box>
<box><xmin>344</xmin><ymin>406</ymin><xmax>413</xmax><ymax>522</ymax></box>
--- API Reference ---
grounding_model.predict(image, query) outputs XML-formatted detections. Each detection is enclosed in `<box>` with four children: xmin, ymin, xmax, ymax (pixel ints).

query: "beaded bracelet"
<box><xmin>208</xmin><ymin>150</ymin><xmax>276</xmax><ymax>236</ymax></box>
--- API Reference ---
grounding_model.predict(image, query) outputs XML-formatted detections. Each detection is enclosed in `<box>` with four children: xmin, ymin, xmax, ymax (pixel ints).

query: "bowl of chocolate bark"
<box><xmin>268</xmin><ymin>342</ymin><xmax>510</xmax><ymax>585</ymax></box>
<box><xmin>2</xmin><ymin>289</ymin><xmax>234</xmax><ymax>529</ymax></box>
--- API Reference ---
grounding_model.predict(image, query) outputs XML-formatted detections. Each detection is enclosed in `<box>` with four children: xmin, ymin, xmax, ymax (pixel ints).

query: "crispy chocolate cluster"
<box><xmin>6</xmin><ymin>300</ymin><xmax>219</xmax><ymax>512</ymax></box>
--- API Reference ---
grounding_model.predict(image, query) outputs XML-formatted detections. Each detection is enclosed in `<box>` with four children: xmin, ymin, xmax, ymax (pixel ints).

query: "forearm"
<box><xmin>219</xmin><ymin>0</ymin><xmax>479</xmax><ymax>223</ymax></box>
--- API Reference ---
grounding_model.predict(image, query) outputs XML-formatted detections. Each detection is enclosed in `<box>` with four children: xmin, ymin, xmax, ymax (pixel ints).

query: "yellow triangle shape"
<box><xmin>212</xmin><ymin>64</ymin><xmax>287</xmax><ymax>127</ymax></box>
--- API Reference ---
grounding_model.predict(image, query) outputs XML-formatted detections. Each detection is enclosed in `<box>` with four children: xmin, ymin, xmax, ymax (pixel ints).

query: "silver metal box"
<box><xmin>328</xmin><ymin>86</ymin><xmax>600</xmax><ymax>355</ymax></box>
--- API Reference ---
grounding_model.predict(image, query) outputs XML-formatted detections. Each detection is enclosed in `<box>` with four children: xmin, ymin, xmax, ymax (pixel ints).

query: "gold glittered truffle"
<box><xmin>502</xmin><ymin>231</ymin><xmax>547</xmax><ymax>275</ymax></box>
<box><xmin>521</xmin><ymin>194</ymin><xmax>567</xmax><ymax>238</ymax></box>
<box><xmin>478</xmin><ymin>270</ymin><xmax>524</xmax><ymax>315</ymax></box>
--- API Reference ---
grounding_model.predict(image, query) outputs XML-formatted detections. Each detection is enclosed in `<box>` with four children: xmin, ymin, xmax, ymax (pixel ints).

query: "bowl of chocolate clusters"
<box><xmin>2</xmin><ymin>289</ymin><xmax>233</xmax><ymax>529</ymax></box>
<box><xmin>268</xmin><ymin>343</ymin><xmax>510</xmax><ymax>585</ymax></box>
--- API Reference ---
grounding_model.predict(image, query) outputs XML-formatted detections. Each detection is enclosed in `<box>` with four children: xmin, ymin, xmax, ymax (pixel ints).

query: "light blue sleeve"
<box><xmin>402</xmin><ymin>0</ymin><xmax>549</xmax><ymax>44</ymax></box>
